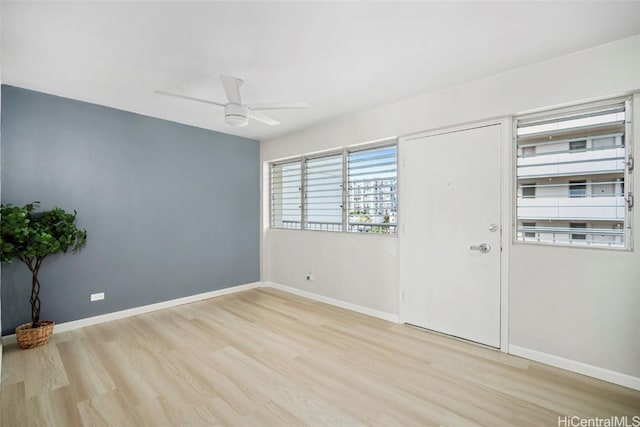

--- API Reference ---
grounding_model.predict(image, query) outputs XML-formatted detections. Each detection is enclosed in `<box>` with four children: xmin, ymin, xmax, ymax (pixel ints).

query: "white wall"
<box><xmin>266</xmin><ymin>230</ymin><xmax>398</xmax><ymax>317</ymax></box>
<box><xmin>261</xmin><ymin>34</ymin><xmax>640</xmax><ymax>383</ymax></box>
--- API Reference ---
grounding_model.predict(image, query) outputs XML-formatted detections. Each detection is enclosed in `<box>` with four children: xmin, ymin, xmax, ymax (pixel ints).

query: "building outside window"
<box><xmin>569</xmin><ymin>140</ymin><xmax>587</xmax><ymax>151</ymax></box>
<box><xmin>347</xmin><ymin>145</ymin><xmax>397</xmax><ymax>234</ymax></box>
<box><xmin>522</xmin><ymin>184</ymin><xmax>536</xmax><ymax>198</ymax></box>
<box><xmin>270</xmin><ymin>161</ymin><xmax>302</xmax><ymax>229</ymax></box>
<box><xmin>570</xmin><ymin>222</ymin><xmax>587</xmax><ymax>241</ymax></box>
<box><xmin>522</xmin><ymin>222</ymin><xmax>537</xmax><ymax>239</ymax></box>
<box><xmin>304</xmin><ymin>154</ymin><xmax>343</xmax><ymax>232</ymax></box>
<box><xmin>569</xmin><ymin>180</ymin><xmax>587</xmax><ymax>198</ymax></box>
<box><xmin>270</xmin><ymin>141</ymin><xmax>398</xmax><ymax>234</ymax></box>
<box><xmin>515</xmin><ymin>97</ymin><xmax>632</xmax><ymax>248</ymax></box>
<box><xmin>521</xmin><ymin>146</ymin><xmax>536</xmax><ymax>157</ymax></box>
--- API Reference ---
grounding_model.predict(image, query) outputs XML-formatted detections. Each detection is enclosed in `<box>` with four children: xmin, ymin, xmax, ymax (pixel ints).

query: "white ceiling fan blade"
<box><xmin>250</xmin><ymin>111</ymin><xmax>280</xmax><ymax>126</ymax></box>
<box><xmin>248</xmin><ymin>102</ymin><xmax>309</xmax><ymax>111</ymax></box>
<box><xmin>220</xmin><ymin>75</ymin><xmax>243</xmax><ymax>104</ymax></box>
<box><xmin>154</xmin><ymin>90</ymin><xmax>225</xmax><ymax>107</ymax></box>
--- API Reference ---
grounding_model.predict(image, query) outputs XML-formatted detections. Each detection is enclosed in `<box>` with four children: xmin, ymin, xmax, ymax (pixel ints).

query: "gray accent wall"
<box><xmin>1</xmin><ymin>85</ymin><xmax>260</xmax><ymax>335</ymax></box>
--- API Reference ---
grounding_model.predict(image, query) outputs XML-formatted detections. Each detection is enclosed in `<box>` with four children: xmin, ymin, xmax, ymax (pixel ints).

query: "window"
<box><xmin>270</xmin><ymin>141</ymin><xmax>398</xmax><ymax>234</ymax></box>
<box><xmin>347</xmin><ymin>145</ymin><xmax>398</xmax><ymax>234</ymax></box>
<box><xmin>591</xmin><ymin>180</ymin><xmax>615</xmax><ymax>197</ymax></box>
<box><xmin>304</xmin><ymin>154</ymin><xmax>343</xmax><ymax>232</ymax></box>
<box><xmin>569</xmin><ymin>180</ymin><xmax>587</xmax><ymax>198</ymax></box>
<box><xmin>515</xmin><ymin>97</ymin><xmax>632</xmax><ymax>248</ymax></box>
<box><xmin>522</xmin><ymin>183</ymin><xmax>536</xmax><ymax>198</ymax></box>
<box><xmin>616</xmin><ymin>178</ymin><xmax>625</xmax><ymax>197</ymax></box>
<box><xmin>521</xmin><ymin>146</ymin><xmax>536</xmax><ymax>157</ymax></box>
<box><xmin>570</xmin><ymin>223</ymin><xmax>587</xmax><ymax>241</ymax></box>
<box><xmin>522</xmin><ymin>222</ymin><xmax>537</xmax><ymax>239</ymax></box>
<box><xmin>592</xmin><ymin>136</ymin><xmax>616</xmax><ymax>149</ymax></box>
<box><xmin>270</xmin><ymin>161</ymin><xmax>302</xmax><ymax>229</ymax></box>
<box><xmin>569</xmin><ymin>140</ymin><xmax>587</xmax><ymax>151</ymax></box>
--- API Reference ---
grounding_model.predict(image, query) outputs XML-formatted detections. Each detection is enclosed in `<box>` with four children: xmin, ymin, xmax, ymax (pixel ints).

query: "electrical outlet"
<box><xmin>305</xmin><ymin>273</ymin><xmax>315</xmax><ymax>281</ymax></box>
<box><xmin>90</xmin><ymin>292</ymin><xmax>104</xmax><ymax>302</ymax></box>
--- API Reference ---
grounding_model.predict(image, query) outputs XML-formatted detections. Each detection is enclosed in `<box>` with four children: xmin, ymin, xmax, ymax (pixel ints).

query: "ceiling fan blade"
<box><xmin>250</xmin><ymin>111</ymin><xmax>280</xmax><ymax>126</ymax></box>
<box><xmin>220</xmin><ymin>75</ymin><xmax>243</xmax><ymax>104</ymax></box>
<box><xmin>248</xmin><ymin>102</ymin><xmax>309</xmax><ymax>111</ymax></box>
<box><xmin>154</xmin><ymin>90</ymin><xmax>225</xmax><ymax>107</ymax></box>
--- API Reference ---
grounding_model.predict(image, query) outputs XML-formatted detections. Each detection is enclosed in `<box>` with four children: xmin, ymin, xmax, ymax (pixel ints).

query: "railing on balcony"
<box><xmin>517</xmin><ymin>225</ymin><xmax>624</xmax><ymax>247</ymax></box>
<box><xmin>517</xmin><ymin>195</ymin><xmax>626</xmax><ymax>220</ymax></box>
<box><xmin>348</xmin><ymin>222</ymin><xmax>397</xmax><ymax>234</ymax></box>
<box><xmin>517</xmin><ymin>145</ymin><xmax>625</xmax><ymax>178</ymax></box>
<box><xmin>280</xmin><ymin>220</ymin><xmax>396</xmax><ymax>234</ymax></box>
<box><xmin>282</xmin><ymin>220</ymin><xmax>342</xmax><ymax>232</ymax></box>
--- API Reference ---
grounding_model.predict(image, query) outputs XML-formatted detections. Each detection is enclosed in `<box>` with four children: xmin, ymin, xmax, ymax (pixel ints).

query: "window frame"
<box><xmin>514</xmin><ymin>96</ymin><xmax>633</xmax><ymax>250</ymax></box>
<box><xmin>568</xmin><ymin>180</ymin><xmax>587</xmax><ymax>198</ymax></box>
<box><xmin>522</xmin><ymin>222</ymin><xmax>537</xmax><ymax>239</ymax></box>
<box><xmin>522</xmin><ymin>183</ymin><xmax>536</xmax><ymax>199</ymax></box>
<box><xmin>569</xmin><ymin>222</ymin><xmax>588</xmax><ymax>241</ymax></box>
<box><xmin>303</xmin><ymin>151</ymin><xmax>345</xmax><ymax>232</ymax></box>
<box><xmin>569</xmin><ymin>140</ymin><xmax>587</xmax><ymax>151</ymax></box>
<box><xmin>269</xmin><ymin>159</ymin><xmax>303</xmax><ymax>230</ymax></box>
<box><xmin>346</xmin><ymin>144</ymin><xmax>398</xmax><ymax>235</ymax></box>
<box><xmin>269</xmin><ymin>139</ymin><xmax>398</xmax><ymax>236</ymax></box>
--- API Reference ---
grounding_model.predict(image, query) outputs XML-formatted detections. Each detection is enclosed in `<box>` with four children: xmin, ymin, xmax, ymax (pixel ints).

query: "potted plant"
<box><xmin>0</xmin><ymin>202</ymin><xmax>87</xmax><ymax>349</ymax></box>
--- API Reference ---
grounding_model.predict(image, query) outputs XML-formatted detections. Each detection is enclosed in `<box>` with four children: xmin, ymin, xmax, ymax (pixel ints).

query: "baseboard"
<box><xmin>263</xmin><ymin>281</ymin><xmax>399</xmax><ymax>323</ymax></box>
<box><xmin>1</xmin><ymin>281</ymin><xmax>262</xmax><ymax>345</ymax></box>
<box><xmin>509</xmin><ymin>345</ymin><xmax>640</xmax><ymax>391</ymax></box>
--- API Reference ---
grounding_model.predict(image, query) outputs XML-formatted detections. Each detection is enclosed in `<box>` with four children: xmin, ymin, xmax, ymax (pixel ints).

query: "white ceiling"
<box><xmin>2</xmin><ymin>1</ymin><xmax>640</xmax><ymax>141</ymax></box>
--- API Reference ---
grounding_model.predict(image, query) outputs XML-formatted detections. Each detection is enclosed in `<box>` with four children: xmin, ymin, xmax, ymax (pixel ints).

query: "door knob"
<box><xmin>470</xmin><ymin>243</ymin><xmax>491</xmax><ymax>253</ymax></box>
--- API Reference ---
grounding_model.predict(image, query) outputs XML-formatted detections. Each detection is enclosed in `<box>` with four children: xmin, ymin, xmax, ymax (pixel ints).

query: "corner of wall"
<box><xmin>1</xmin><ymin>1</ymin><xmax>4</xmax><ymax>377</ymax></box>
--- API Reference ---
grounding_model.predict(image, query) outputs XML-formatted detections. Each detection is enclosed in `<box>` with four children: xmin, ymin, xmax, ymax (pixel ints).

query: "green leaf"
<box><xmin>1</xmin><ymin>202</ymin><xmax>88</xmax><ymax>263</ymax></box>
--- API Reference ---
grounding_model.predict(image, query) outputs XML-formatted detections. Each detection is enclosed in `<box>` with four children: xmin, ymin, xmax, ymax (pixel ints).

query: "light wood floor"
<box><xmin>1</xmin><ymin>288</ymin><xmax>639</xmax><ymax>426</ymax></box>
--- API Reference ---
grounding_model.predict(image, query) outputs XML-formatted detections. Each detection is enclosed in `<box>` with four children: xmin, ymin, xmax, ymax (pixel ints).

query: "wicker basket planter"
<box><xmin>15</xmin><ymin>320</ymin><xmax>55</xmax><ymax>349</ymax></box>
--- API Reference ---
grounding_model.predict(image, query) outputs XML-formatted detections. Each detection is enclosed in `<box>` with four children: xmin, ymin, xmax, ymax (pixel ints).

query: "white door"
<box><xmin>400</xmin><ymin>124</ymin><xmax>502</xmax><ymax>347</ymax></box>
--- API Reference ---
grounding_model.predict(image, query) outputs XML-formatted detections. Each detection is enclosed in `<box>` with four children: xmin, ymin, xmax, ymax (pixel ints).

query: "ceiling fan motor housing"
<box><xmin>225</xmin><ymin>103</ymin><xmax>249</xmax><ymax>127</ymax></box>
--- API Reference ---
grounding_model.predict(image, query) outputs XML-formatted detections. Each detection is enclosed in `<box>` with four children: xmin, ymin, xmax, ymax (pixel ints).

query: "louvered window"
<box><xmin>304</xmin><ymin>154</ymin><xmax>343</xmax><ymax>232</ymax></box>
<box><xmin>515</xmin><ymin>98</ymin><xmax>633</xmax><ymax>248</ymax></box>
<box><xmin>347</xmin><ymin>145</ymin><xmax>398</xmax><ymax>234</ymax></box>
<box><xmin>270</xmin><ymin>160</ymin><xmax>302</xmax><ymax>229</ymax></box>
<box><xmin>269</xmin><ymin>141</ymin><xmax>398</xmax><ymax>234</ymax></box>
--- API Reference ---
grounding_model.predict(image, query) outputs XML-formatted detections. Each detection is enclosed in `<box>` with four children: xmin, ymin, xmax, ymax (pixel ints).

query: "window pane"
<box><xmin>347</xmin><ymin>145</ymin><xmax>398</xmax><ymax>234</ymax></box>
<box><xmin>304</xmin><ymin>154</ymin><xmax>343</xmax><ymax>232</ymax></box>
<box><xmin>570</xmin><ymin>223</ymin><xmax>587</xmax><ymax>241</ymax></box>
<box><xmin>522</xmin><ymin>183</ymin><xmax>536</xmax><ymax>198</ymax></box>
<box><xmin>522</xmin><ymin>146</ymin><xmax>536</xmax><ymax>157</ymax></box>
<box><xmin>569</xmin><ymin>180</ymin><xmax>587</xmax><ymax>198</ymax></box>
<box><xmin>515</xmin><ymin>100</ymin><xmax>630</xmax><ymax>248</ymax></box>
<box><xmin>271</xmin><ymin>161</ymin><xmax>302</xmax><ymax>229</ymax></box>
<box><xmin>522</xmin><ymin>222</ymin><xmax>537</xmax><ymax>239</ymax></box>
<box><xmin>569</xmin><ymin>140</ymin><xmax>587</xmax><ymax>151</ymax></box>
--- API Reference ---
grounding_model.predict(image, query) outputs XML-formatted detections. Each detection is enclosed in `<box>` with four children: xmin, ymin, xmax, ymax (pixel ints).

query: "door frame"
<box><xmin>398</xmin><ymin>118</ymin><xmax>512</xmax><ymax>352</ymax></box>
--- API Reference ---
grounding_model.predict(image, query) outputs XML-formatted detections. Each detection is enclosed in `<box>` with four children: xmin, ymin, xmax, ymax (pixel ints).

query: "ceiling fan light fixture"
<box><xmin>156</xmin><ymin>75</ymin><xmax>307</xmax><ymax>128</ymax></box>
<box><xmin>224</xmin><ymin>103</ymin><xmax>249</xmax><ymax>127</ymax></box>
<box><xmin>225</xmin><ymin>114</ymin><xmax>249</xmax><ymax>127</ymax></box>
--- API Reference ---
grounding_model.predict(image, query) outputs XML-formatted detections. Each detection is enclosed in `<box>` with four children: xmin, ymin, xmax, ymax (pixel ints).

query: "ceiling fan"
<box><xmin>155</xmin><ymin>75</ymin><xmax>309</xmax><ymax>127</ymax></box>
